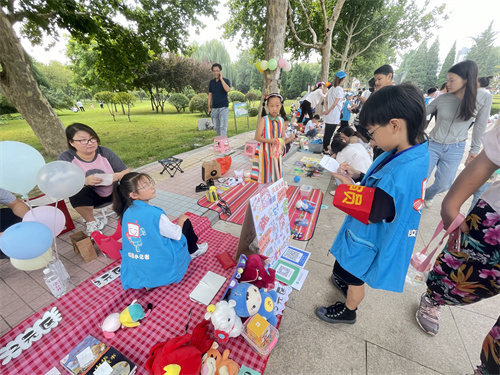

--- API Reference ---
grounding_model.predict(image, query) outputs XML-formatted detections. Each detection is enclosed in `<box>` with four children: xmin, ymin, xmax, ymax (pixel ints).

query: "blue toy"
<box><xmin>228</xmin><ymin>283</ymin><xmax>278</xmax><ymax>326</ymax></box>
<box><xmin>294</xmin><ymin>176</ymin><xmax>300</xmax><ymax>183</ymax></box>
<box><xmin>295</xmin><ymin>199</ymin><xmax>316</xmax><ymax>214</ymax></box>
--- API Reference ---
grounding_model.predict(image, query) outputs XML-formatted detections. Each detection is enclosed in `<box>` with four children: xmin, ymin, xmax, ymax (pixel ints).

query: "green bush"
<box><xmin>228</xmin><ymin>90</ymin><xmax>245</xmax><ymax>103</ymax></box>
<box><xmin>0</xmin><ymin>94</ymin><xmax>17</xmax><ymax>114</ymax></box>
<box><xmin>189</xmin><ymin>93</ymin><xmax>209</xmax><ymax>115</ymax></box>
<box><xmin>248</xmin><ymin>107</ymin><xmax>259</xmax><ymax>117</ymax></box>
<box><xmin>245</xmin><ymin>92</ymin><xmax>259</xmax><ymax>107</ymax></box>
<box><xmin>182</xmin><ymin>86</ymin><xmax>196</xmax><ymax>100</ymax></box>
<box><xmin>300</xmin><ymin>91</ymin><xmax>307</xmax><ymax>97</ymax></box>
<box><xmin>169</xmin><ymin>93</ymin><xmax>190</xmax><ymax>113</ymax></box>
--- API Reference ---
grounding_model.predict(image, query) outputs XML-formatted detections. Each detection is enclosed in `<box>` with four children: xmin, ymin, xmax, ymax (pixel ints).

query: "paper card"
<box><xmin>237</xmin><ymin>365</ymin><xmax>261</xmax><ymax>375</ymax></box>
<box><xmin>272</xmin><ymin>281</ymin><xmax>292</xmax><ymax>315</ymax></box>
<box><xmin>280</xmin><ymin>246</ymin><xmax>311</xmax><ymax>268</ymax></box>
<box><xmin>92</xmin><ymin>266</ymin><xmax>121</xmax><ymax>288</ymax></box>
<box><xmin>94</xmin><ymin>361</ymin><xmax>113</xmax><ymax>375</ymax></box>
<box><xmin>319</xmin><ymin>155</ymin><xmax>340</xmax><ymax>173</ymax></box>
<box><xmin>76</xmin><ymin>347</ymin><xmax>95</xmax><ymax>368</ymax></box>
<box><xmin>93</xmin><ymin>173</ymin><xmax>114</xmax><ymax>186</ymax></box>
<box><xmin>292</xmin><ymin>268</ymin><xmax>309</xmax><ymax>291</ymax></box>
<box><xmin>44</xmin><ymin>368</ymin><xmax>61</xmax><ymax>375</ymax></box>
<box><xmin>273</xmin><ymin>259</ymin><xmax>301</xmax><ymax>285</ymax></box>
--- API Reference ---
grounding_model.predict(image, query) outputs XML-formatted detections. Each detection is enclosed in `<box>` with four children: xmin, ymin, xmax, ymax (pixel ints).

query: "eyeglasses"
<box><xmin>72</xmin><ymin>137</ymin><xmax>97</xmax><ymax>145</ymax></box>
<box><xmin>136</xmin><ymin>180</ymin><xmax>155</xmax><ymax>192</ymax></box>
<box><xmin>366</xmin><ymin>126</ymin><xmax>382</xmax><ymax>140</ymax></box>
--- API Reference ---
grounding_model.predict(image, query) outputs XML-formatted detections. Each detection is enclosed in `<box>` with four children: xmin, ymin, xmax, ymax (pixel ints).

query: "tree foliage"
<box><xmin>113</xmin><ymin>92</ymin><xmax>136</xmax><ymax>122</ymax></box>
<box><xmin>169</xmin><ymin>93</ymin><xmax>190</xmax><ymax>113</ymax></box>
<box><xmin>228</xmin><ymin>90</ymin><xmax>245</xmax><ymax>103</ymax></box>
<box><xmin>189</xmin><ymin>93</ymin><xmax>209</xmax><ymax>115</ymax></box>
<box><xmin>94</xmin><ymin>91</ymin><xmax>116</xmax><ymax>121</ymax></box>
<box><xmin>437</xmin><ymin>41</ymin><xmax>456</xmax><ymax>86</ymax></box>
<box><xmin>466</xmin><ymin>22</ymin><xmax>500</xmax><ymax>77</ymax></box>
<box><xmin>191</xmin><ymin>39</ymin><xmax>236</xmax><ymax>85</ymax></box>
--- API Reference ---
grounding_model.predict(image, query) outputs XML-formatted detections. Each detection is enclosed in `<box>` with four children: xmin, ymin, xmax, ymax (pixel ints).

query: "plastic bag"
<box><xmin>216</xmin><ymin>155</ymin><xmax>232</xmax><ymax>175</ymax></box>
<box><xmin>406</xmin><ymin>253</ymin><xmax>427</xmax><ymax>285</ymax></box>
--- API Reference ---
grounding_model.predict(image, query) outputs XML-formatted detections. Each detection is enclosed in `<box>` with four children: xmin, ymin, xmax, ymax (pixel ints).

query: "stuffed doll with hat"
<box><xmin>228</xmin><ymin>283</ymin><xmax>278</xmax><ymax>326</ymax></box>
<box><xmin>119</xmin><ymin>300</ymin><xmax>153</xmax><ymax>328</ymax></box>
<box><xmin>239</xmin><ymin>254</ymin><xmax>276</xmax><ymax>290</ymax></box>
<box><xmin>205</xmin><ymin>300</ymin><xmax>242</xmax><ymax>343</ymax></box>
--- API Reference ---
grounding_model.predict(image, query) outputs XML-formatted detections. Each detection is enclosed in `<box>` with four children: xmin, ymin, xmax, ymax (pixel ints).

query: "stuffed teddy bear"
<box><xmin>239</xmin><ymin>254</ymin><xmax>276</xmax><ymax>289</ymax></box>
<box><xmin>205</xmin><ymin>300</ymin><xmax>242</xmax><ymax>343</ymax></box>
<box><xmin>228</xmin><ymin>283</ymin><xmax>278</xmax><ymax>326</ymax></box>
<box><xmin>201</xmin><ymin>343</ymin><xmax>239</xmax><ymax>375</ymax></box>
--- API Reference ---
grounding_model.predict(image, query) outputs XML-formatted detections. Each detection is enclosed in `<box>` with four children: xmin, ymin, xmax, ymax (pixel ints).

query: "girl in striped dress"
<box><xmin>251</xmin><ymin>93</ymin><xmax>287</xmax><ymax>183</ymax></box>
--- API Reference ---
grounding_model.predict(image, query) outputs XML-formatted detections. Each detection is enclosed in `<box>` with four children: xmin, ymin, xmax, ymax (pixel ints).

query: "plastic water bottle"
<box><xmin>43</xmin><ymin>267</ymin><xmax>67</xmax><ymax>298</ymax></box>
<box><xmin>49</xmin><ymin>258</ymin><xmax>70</xmax><ymax>283</ymax></box>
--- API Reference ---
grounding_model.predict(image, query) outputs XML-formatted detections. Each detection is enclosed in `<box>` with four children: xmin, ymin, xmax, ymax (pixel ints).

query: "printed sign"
<box><xmin>92</xmin><ymin>266</ymin><xmax>121</xmax><ymax>288</ymax></box>
<box><xmin>233</xmin><ymin>102</ymin><xmax>249</xmax><ymax>118</ymax></box>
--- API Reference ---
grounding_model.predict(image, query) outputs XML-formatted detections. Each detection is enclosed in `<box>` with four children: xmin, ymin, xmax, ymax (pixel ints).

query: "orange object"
<box><xmin>216</xmin><ymin>155</ymin><xmax>232</xmax><ymax>175</ymax></box>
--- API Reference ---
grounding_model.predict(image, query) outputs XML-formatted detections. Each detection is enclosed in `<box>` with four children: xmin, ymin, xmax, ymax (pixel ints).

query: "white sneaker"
<box><xmin>330</xmin><ymin>190</ymin><xmax>336</xmax><ymax>196</ymax></box>
<box><xmin>424</xmin><ymin>199</ymin><xmax>433</xmax><ymax>208</ymax></box>
<box><xmin>86</xmin><ymin>220</ymin><xmax>101</xmax><ymax>236</ymax></box>
<box><xmin>190</xmin><ymin>242</ymin><xmax>208</xmax><ymax>259</ymax></box>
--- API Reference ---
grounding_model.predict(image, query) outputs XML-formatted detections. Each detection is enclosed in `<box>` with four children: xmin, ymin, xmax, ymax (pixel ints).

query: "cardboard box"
<box><xmin>246</xmin><ymin>314</ymin><xmax>270</xmax><ymax>345</ymax></box>
<box><xmin>69</xmin><ymin>231</ymin><xmax>98</xmax><ymax>262</ymax></box>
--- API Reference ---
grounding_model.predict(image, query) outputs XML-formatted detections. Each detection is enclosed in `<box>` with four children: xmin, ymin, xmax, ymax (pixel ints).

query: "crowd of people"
<box><xmin>1</xmin><ymin>59</ymin><xmax>498</xmax><ymax>373</ymax></box>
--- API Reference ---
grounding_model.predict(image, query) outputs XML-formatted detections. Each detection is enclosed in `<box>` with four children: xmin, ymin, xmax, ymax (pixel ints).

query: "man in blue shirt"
<box><xmin>208</xmin><ymin>63</ymin><xmax>231</xmax><ymax>136</ymax></box>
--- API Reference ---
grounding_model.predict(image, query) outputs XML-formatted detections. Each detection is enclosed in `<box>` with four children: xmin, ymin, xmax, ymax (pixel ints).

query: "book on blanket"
<box><xmin>189</xmin><ymin>271</ymin><xmax>227</xmax><ymax>305</ymax></box>
<box><xmin>60</xmin><ymin>335</ymin><xmax>136</xmax><ymax>375</ymax></box>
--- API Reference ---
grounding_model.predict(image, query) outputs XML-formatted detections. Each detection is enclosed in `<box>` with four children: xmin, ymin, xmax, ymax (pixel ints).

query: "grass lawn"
<box><xmin>0</xmin><ymin>100</ymin><xmax>288</xmax><ymax>169</ymax></box>
<box><xmin>491</xmin><ymin>94</ymin><xmax>500</xmax><ymax>115</ymax></box>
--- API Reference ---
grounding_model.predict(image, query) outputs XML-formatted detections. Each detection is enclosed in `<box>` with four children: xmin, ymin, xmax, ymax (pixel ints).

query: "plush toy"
<box><xmin>205</xmin><ymin>300</ymin><xmax>243</xmax><ymax>343</ymax></box>
<box><xmin>119</xmin><ymin>300</ymin><xmax>153</xmax><ymax>328</ymax></box>
<box><xmin>201</xmin><ymin>343</ymin><xmax>240</xmax><ymax>375</ymax></box>
<box><xmin>239</xmin><ymin>254</ymin><xmax>276</xmax><ymax>290</ymax></box>
<box><xmin>228</xmin><ymin>283</ymin><xmax>278</xmax><ymax>326</ymax></box>
<box><xmin>101</xmin><ymin>313</ymin><xmax>121</xmax><ymax>338</ymax></box>
<box><xmin>295</xmin><ymin>199</ymin><xmax>316</xmax><ymax>214</ymax></box>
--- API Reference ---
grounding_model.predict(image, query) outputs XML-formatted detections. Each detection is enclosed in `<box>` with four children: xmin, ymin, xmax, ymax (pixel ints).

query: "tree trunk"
<box><xmin>320</xmin><ymin>43</ymin><xmax>331</xmax><ymax>82</ymax></box>
<box><xmin>259</xmin><ymin>0</ymin><xmax>288</xmax><ymax>122</ymax></box>
<box><xmin>0</xmin><ymin>9</ymin><xmax>67</xmax><ymax>157</ymax></box>
<box><xmin>121</xmin><ymin>103</ymin><xmax>125</xmax><ymax>115</ymax></box>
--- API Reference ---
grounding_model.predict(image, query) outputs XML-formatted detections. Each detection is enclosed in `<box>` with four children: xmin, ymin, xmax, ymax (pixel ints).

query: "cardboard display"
<box><xmin>236</xmin><ymin>179</ymin><xmax>291</xmax><ymax>267</ymax></box>
<box><xmin>202</xmin><ymin>160</ymin><xmax>221</xmax><ymax>181</ymax></box>
<box><xmin>69</xmin><ymin>231</ymin><xmax>98</xmax><ymax>263</ymax></box>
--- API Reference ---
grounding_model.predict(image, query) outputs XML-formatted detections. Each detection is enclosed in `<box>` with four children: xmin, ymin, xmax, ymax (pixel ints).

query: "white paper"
<box><xmin>292</xmin><ymin>268</ymin><xmax>309</xmax><ymax>291</ymax></box>
<box><xmin>76</xmin><ymin>346</ymin><xmax>95</xmax><ymax>368</ymax></box>
<box><xmin>93</xmin><ymin>173</ymin><xmax>114</xmax><ymax>186</ymax></box>
<box><xmin>44</xmin><ymin>368</ymin><xmax>61</xmax><ymax>375</ymax></box>
<box><xmin>319</xmin><ymin>155</ymin><xmax>340</xmax><ymax>173</ymax></box>
<box><xmin>94</xmin><ymin>361</ymin><xmax>113</xmax><ymax>375</ymax></box>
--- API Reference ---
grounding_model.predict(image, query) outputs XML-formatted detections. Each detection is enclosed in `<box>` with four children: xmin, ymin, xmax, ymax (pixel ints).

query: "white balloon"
<box><xmin>10</xmin><ymin>248</ymin><xmax>53</xmax><ymax>271</ymax></box>
<box><xmin>37</xmin><ymin>161</ymin><xmax>85</xmax><ymax>199</ymax></box>
<box><xmin>23</xmin><ymin>206</ymin><xmax>66</xmax><ymax>237</ymax></box>
<box><xmin>284</xmin><ymin>62</ymin><xmax>292</xmax><ymax>72</ymax></box>
<box><xmin>0</xmin><ymin>141</ymin><xmax>45</xmax><ymax>195</ymax></box>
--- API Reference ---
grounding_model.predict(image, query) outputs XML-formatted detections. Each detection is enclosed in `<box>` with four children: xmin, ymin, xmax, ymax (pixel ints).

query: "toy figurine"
<box><xmin>295</xmin><ymin>199</ymin><xmax>316</xmax><ymax>214</ymax></box>
<box><xmin>119</xmin><ymin>300</ymin><xmax>153</xmax><ymax>328</ymax></box>
<box><xmin>228</xmin><ymin>283</ymin><xmax>278</xmax><ymax>326</ymax></box>
<box><xmin>205</xmin><ymin>300</ymin><xmax>242</xmax><ymax>343</ymax></box>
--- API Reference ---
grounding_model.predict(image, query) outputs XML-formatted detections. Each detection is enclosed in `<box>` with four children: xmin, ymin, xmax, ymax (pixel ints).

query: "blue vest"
<box><xmin>330</xmin><ymin>142</ymin><xmax>429</xmax><ymax>292</ymax></box>
<box><xmin>341</xmin><ymin>99</ymin><xmax>351</xmax><ymax>121</ymax></box>
<box><xmin>120</xmin><ymin>200</ymin><xmax>191</xmax><ymax>290</ymax></box>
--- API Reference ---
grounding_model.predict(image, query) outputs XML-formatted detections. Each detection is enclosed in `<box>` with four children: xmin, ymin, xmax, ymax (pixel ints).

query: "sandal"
<box><xmin>195</xmin><ymin>183</ymin><xmax>208</xmax><ymax>192</ymax></box>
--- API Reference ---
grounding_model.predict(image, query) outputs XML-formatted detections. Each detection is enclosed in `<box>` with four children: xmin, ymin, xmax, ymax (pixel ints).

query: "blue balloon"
<box><xmin>0</xmin><ymin>141</ymin><xmax>45</xmax><ymax>195</ymax></box>
<box><xmin>294</xmin><ymin>176</ymin><xmax>300</xmax><ymax>183</ymax></box>
<box><xmin>0</xmin><ymin>222</ymin><xmax>53</xmax><ymax>260</ymax></box>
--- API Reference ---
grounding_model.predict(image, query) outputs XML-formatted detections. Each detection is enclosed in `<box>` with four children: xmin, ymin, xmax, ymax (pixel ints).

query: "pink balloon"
<box><xmin>23</xmin><ymin>206</ymin><xmax>65</xmax><ymax>237</ymax></box>
<box><xmin>278</xmin><ymin>58</ymin><xmax>287</xmax><ymax>68</ymax></box>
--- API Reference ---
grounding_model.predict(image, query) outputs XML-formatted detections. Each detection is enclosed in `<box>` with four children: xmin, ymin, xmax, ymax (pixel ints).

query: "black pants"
<box><xmin>338</xmin><ymin>121</ymin><xmax>350</xmax><ymax>133</ymax></box>
<box><xmin>182</xmin><ymin>219</ymin><xmax>199</xmax><ymax>254</ymax></box>
<box><xmin>0</xmin><ymin>208</ymin><xmax>22</xmax><ymax>258</ymax></box>
<box><xmin>323</xmin><ymin>123</ymin><xmax>338</xmax><ymax>152</ymax></box>
<box><xmin>297</xmin><ymin>100</ymin><xmax>313</xmax><ymax>124</ymax></box>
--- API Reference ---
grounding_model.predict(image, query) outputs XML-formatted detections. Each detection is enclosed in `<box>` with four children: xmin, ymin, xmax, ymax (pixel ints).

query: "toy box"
<box><xmin>300</xmin><ymin>185</ymin><xmax>313</xmax><ymax>198</ymax></box>
<box><xmin>246</xmin><ymin>314</ymin><xmax>270</xmax><ymax>345</ymax></box>
<box><xmin>241</xmin><ymin>315</ymin><xmax>279</xmax><ymax>357</ymax></box>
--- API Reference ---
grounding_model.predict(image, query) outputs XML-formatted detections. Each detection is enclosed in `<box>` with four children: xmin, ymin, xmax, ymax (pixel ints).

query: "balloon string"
<box><xmin>53</xmin><ymin>199</ymin><xmax>60</xmax><ymax>260</ymax></box>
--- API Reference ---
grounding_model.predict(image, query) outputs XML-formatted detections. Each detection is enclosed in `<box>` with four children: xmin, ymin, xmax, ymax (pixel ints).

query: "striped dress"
<box><xmin>250</xmin><ymin>115</ymin><xmax>284</xmax><ymax>183</ymax></box>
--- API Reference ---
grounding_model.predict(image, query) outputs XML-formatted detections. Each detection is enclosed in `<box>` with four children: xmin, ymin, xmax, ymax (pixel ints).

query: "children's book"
<box><xmin>60</xmin><ymin>335</ymin><xmax>136</xmax><ymax>375</ymax></box>
<box><xmin>60</xmin><ymin>335</ymin><xmax>108</xmax><ymax>375</ymax></box>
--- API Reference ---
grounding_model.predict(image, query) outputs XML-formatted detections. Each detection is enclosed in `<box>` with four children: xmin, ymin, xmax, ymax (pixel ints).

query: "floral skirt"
<box><xmin>426</xmin><ymin>199</ymin><xmax>500</xmax><ymax>306</ymax></box>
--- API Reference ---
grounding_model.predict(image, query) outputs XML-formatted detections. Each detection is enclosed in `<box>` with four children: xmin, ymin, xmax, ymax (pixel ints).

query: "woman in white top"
<box><xmin>322</xmin><ymin>71</ymin><xmax>347</xmax><ymax>154</ymax></box>
<box><xmin>329</xmin><ymin>138</ymin><xmax>372</xmax><ymax>174</ymax></box>
<box><xmin>297</xmin><ymin>82</ymin><xmax>327</xmax><ymax>124</ymax></box>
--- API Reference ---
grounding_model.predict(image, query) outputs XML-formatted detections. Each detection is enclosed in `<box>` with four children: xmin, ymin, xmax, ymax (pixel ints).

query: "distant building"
<box><xmin>455</xmin><ymin>47</ymin><xmax>470</xmax><ymax>63</ymax></box>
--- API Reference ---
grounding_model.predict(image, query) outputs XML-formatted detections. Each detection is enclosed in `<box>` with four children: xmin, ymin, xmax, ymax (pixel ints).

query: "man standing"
<box><xmin>208</xmin><ymin>63</ymin><xmax>231</xmax><ymax>136</ymax></box>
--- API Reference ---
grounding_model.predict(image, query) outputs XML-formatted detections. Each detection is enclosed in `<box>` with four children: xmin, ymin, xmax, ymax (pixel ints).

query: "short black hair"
<box><xmin>330</xmin><ymin>138</ymin><xmax>347</xmax><ymax>154</ymax></box>
<box><xmin>65</xmin><ymin>123</ymin><xmax>100</xmax><ymax>151</ymax></box>
<box><xmin>373</xmin><ymin>64</ymin><xmax>394</xmax><ymax>77</ymax></box>
<box><xmin>211</xmin><ymin>63</ymin><xmax>222</xmax><ymax>71</ymax></box>
<box><xmin>313</xmin><ymin>114</ymin><xmax>320</xmax><ymax>120</ymax></box>
<box><xmin>478</xmin><ymin>76</ymin><xmax>493</xmax><ymax>88</ymax></box>
<box><xmin>359</xmin><ymin>83</ymin><xmax>426</xmax><ymax>146</ymax></box>
<box><xmin>427</xmin><ymin>87</ymin><xmax>437</xmax><ymax>95</ymax></box>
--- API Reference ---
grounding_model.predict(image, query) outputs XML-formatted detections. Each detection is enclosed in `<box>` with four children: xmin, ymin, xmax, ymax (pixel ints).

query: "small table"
<box><xmin>158</xmin><ymin>157</ymin><xmax>184</xmax><ymax>177</ymax></box>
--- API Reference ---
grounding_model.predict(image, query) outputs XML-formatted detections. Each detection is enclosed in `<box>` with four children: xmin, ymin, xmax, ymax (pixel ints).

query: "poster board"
<box><xmin>236</xmin><ymin>179</ymin><xmax>291</xmax><ymax>267</ymax></box>
<box><xmin>233</xmin><ymin>102</ymin><xmax>250</xmax><ymax>130</ymax></box>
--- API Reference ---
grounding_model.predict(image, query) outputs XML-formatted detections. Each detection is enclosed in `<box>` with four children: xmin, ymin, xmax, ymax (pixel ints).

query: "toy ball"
<box><xmin>294</xmin><ymin>176</ymin><xmax>300</xmax><ymax>183</ymax></box>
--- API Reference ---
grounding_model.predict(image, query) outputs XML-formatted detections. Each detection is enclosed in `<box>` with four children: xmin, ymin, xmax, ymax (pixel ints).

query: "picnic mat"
<box><xmin>0</xmin><ymin>213</ymin><xmax>281</xmax><ymax>375</ymax></box>
<box><xmin>198</xmin><ymin>182</ymin><xmax>324</xmax><ymax>241</ymax></box>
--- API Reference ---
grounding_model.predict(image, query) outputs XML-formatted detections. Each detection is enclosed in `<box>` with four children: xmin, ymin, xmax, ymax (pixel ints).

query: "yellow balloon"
<box><xmin>10</xmin><ymin>247</ymin><xmax>53</xmax><ymax>271</ymax></box>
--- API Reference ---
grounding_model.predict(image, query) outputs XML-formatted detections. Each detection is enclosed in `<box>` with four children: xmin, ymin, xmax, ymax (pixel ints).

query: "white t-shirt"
<box><xmin>479</xmin><ymin>125</ymin><xmax>500</xmax><ymax>213</ymax></box>
<box><xmin>304</xmin><ymin>120</ymin><xmax>316</xmax><ymax>133</ymax></box>
<box><xmin>323</xmin><ymin>86</ymin><xmax>344</xmax><ymax>124</ymax></box>
<box><xmin>336</xmin><ymin>143</ymin><xmax>372</xmax><ymax>173</ymax></box>
<box><xmin>307</xmin><ymin>89</ymin><xmax>326</xmax><ymax>108</ymax></box>
<box><xmin>159</xmin><ymin>214</ymin><xmax>182</xmax><ymax>240</ymax></box>
<box><xmin>361</xmin><ymin>90</ymin><xmax>371</xmax><ymax>100</ymax></box>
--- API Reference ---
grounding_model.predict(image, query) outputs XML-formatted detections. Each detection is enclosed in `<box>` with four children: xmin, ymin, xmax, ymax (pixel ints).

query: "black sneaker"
<box><xmin>331</xmin><ymin>274</ymin><xmax>348</xmax><ymax>298</ymax></box>
<box><xmin>316</xmin><ymin>302</ymin><xmax>356</xmax><ymax>324</ymax></box>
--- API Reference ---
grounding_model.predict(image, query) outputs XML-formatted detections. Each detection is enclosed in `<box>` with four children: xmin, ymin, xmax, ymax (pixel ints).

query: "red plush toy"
<box><xmin>145</xmin><ymin>320</ymin><xmax>213</xmax><ymax>375</ymax></box>
<box><xmin>239</xmin><ymin>254</ymin><xmax>276</xmax><ymax>289</ymax></box>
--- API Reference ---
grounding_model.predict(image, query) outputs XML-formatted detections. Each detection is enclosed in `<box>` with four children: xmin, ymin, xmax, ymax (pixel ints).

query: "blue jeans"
<box><xmin>425</xmin><ymin>139</ymin><xmax>466</xmax><ymax>201</ymax></box>
<box><xmin>211</xmin><ymin>107</ymin><xmax>229</xmax><ymax>136</ymax></box>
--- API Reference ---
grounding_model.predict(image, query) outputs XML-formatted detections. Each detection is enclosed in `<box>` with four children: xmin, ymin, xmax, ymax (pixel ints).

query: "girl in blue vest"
<box><xmin>112</xmin><ymin>172</ymin><xmax>208</xmax><ymax>290</ymax></box>
<box><xmin>316</xmin><ymin>84</ymin><xmax>430</xmax><ymax>324</ymax></box>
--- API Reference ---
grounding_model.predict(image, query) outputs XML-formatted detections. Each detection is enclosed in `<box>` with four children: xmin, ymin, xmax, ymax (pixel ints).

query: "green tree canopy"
<box><xmin>466</xmin><ymin>22</ymin><xmax>500</xmax><ymax>77</ymax></box>
<box><xmin>437</xmin><ymin>41</ymin><xmax>456</xmax><ymax>86</ymax></box>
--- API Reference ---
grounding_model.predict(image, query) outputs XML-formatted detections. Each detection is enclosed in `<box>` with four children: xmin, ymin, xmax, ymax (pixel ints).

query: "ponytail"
<box><xmin>112</xmin><ymin>172</ymin><xmax>152</xmax><ymax>221</ymax></box>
